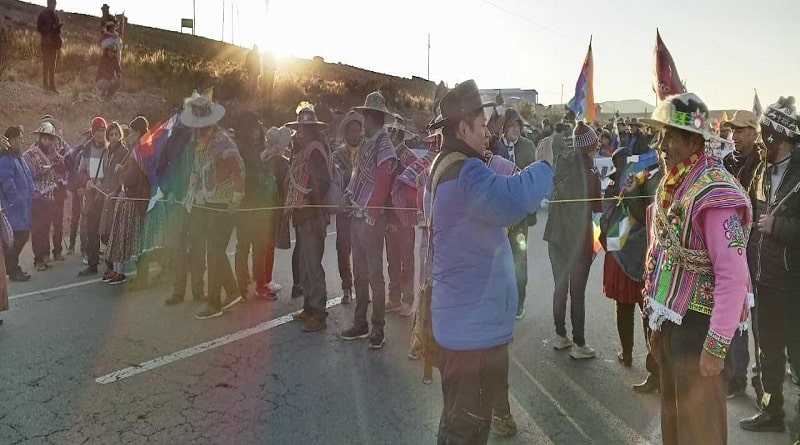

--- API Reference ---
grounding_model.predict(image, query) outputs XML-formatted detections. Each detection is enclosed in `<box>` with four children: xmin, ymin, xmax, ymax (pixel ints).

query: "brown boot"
<box><xmin>291</xmin><ymin>309</ymin><xmax>312</xmax><ymax>322</ymax></box>
<box><xmin>302</xmin><ymin>316</ymin><xmax>327</xmax><ymax>333</ymax></box>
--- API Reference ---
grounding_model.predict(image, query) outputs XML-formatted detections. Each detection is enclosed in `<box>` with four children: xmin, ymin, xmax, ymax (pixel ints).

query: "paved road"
<box><xmin>0</xmin><ymin>215</ymin><xmax>796</xmax><ymax>444</ymax></box>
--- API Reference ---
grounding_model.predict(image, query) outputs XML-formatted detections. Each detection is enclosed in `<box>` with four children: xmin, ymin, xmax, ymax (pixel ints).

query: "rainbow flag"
<box><xmin>567</xmin><ymin>38</ymin><xmax>595</xmax><ymax>122</ymax></box>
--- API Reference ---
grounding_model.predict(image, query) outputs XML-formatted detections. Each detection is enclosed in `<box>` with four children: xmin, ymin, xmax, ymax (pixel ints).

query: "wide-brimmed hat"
<box><xmin>285</xmin><ymin>107</ymin><xmax>329</xmax><ymax>130</ymax></box>
<box><xmin>385</xmin><ymin>115</ymin><xmax>416</xmax><ymax>141</ymax></box>
<box><xmin>179</xmin><ymin>91</ymin><xmax>226</xmax><ymax>129</ymax></box>
<box><xmin>353</xmin><ymin>91</ymin><xmax>394</xmax><ymax>117</ymax></box>
<box><xmin>32</xmin><ymin>121</ymin><xmax>62</xmax><ymax>141</ymax></box>
<box><xmin>629</xmin><ymin>118</ymin><xmax>645</xmax><ymax>128</ymax></box>
<box><xmin>640</xmin><ymin>92</ymin><xmax>717</xmax><ymax>140</ymax></box>
<box><xmin>721</xmin><ymin>110</ymin><xmax>758</xmax><ymax>131</ymax></box>
<box><xmin>337</xmin><ymin>110</ymin><xmax>364</xmax><ymax>139</ymax></box>
<box><xmin>428</xmin><ymin>80</ymin><xmax>495</xmax><ymax>130</ymax></box>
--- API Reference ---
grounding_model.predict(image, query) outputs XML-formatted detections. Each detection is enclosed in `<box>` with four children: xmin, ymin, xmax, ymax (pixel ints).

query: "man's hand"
<box><xmin>758</xmin><ymin>214</ymin><xmax>775</xmax><ymax>235</ymax></box>
<box><xmin>536</xmin><ymin>138</ymin><xmax>554</xmax><ymax>167</ymax></box>
<box><xmin>699</xmin><ymin>349</ymin><xmax>725</xmax><ymax>377</ymax></box>
<box><xmin>86</xmin><ymin>179</ymin><xmax>94</xmax><ymax>190</ymax></box>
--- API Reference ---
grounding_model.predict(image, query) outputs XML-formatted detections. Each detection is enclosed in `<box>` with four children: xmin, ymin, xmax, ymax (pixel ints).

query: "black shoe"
<box><xmin>341</xmin><ymin>325</ymin><xmax>369</xmax><ymax>341</ymax></box>
<box><xmin>164</xmin><ymin>295</ymin><xmax>184</xmax><ymax>306</ymax></box>
<box><xmin>727</xmin><ymin>377</ymin><xmax>747</xmax><ymax>399</ymax></box>
<box><xmin>367</xmin><ymin>326</ymin><xmax>385</xmax><ymax>350</ymax></box>
<box><xmin>8</xmin><ymin>271</ymin><xmax>31</xmax><ymax>282</ymax></box>
<box><xmin>77</xmin><ymin>266</ymin><xmax>98</xmax><ymax>277</ymax></box>
<box><xmin>632</xmin><ymin>374</ymin><xmax>659</xmax><ymax>394</ymax></box>
<box><xmin>617</xmin><ymin>351</ymin><xmax>632</xmax><ymax>368</ymax></box>
<box><xmin>739</xmin><ymin>411</ymin><xmax>785</xmax><ymax>432</ymax></box>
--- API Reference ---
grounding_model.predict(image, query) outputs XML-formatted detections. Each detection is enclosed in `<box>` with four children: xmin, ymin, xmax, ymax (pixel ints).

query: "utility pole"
<box><xmin>192</xmin><ymin>0</ymin><xmax>196</xmax><ymax>36</ymax></box>
<box><xmin>222</xmin><ymin>0</ymin><xmax>225</xmax><ymax>42</ymax></box>
<box><xmin>231</xmin><ymin>1</ymin><xmax>235</xmax><ymax>44</ymax></box>
<box><xmin>560</xmin><ymin>83</ymin><xmax>564</xmax><ymax>107</ymax></box>
<box><xmin>427</xmin><ymin>33</ymin><xmax>431</xmax><ymax>80</ymax></box>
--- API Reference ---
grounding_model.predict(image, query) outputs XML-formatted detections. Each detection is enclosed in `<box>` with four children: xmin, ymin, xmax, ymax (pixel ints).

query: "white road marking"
<box><xmin>511</xmin><ymin>356</ymin><xmax>592</xmax><ymax>442</ymax></box>
<box><xmin>96</xmin><ymin>297</ymin><xmax>343</xmax><ymax>384</ymax></box>
<box><xmin>10</xmin><ymin>232</ymin><xmax>336</xmax><ymax>301</ymax></box>
<box><xmin>507</xmin><ymin>392</ymin><xmax>556</xmax><ymax>445</ymax></box>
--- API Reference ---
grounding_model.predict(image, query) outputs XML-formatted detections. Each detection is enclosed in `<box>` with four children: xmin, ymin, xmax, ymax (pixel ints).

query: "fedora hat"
<box><xmin>428</xmin><ymin>80</ymin><xmax>495</xmax><ymax>130</ymax></box>
<box><xmin>353</xmin><ymin>91</ymin><xmax>394</xmax><ymax>117</ymax></box>
<box><xmin>640</xmin><ymin>92</ymin><xmax>718</xmax><ymax>140</ymax></box>
<box><xmin>285</xmin><ymin>107</ymin><xmax>329</xmax><ymax>130</ymax></box>
<box><xmin>629</xmin><ymin>118</ymin><xmax>645</xmax><ymax>127</ymax></box>
<box><xmin>723</xmin><ymin>110</ymin><xmax>759</xmax><ymax>131</ymax></box>
<box><xmin>179</xmin><ymin>91</ymin><xmax>226</xmax><ymax>129</ymax></box>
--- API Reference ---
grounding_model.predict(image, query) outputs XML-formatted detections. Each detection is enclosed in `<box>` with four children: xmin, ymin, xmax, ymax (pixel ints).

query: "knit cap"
<box><xmin>91</xmin><ymin>116</ymin><xmax>108</xmax><ymax>134</ymax></box>
<box><xmin>573</xmin><ymin>121</ymin><xmax>598</xmax><ymax>150</ymax></box>
<box><xmin>761</xmin><ymin>96</ymin><xmax>798</xmax><ymax>139</ymax></box>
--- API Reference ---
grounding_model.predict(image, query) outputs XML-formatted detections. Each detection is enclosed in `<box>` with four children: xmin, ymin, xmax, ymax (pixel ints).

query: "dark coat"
<box><xmin>747</xmin><ymin>148</ymin><xmax>800</xmax><ymax>290</ymax></box>
<box><xmin>37</xmin><ymin>8</ymin><xmax>62</xmax><ymax>49</ymax></box>
<box><xmin>492</xmin><ymin>135</ymin><xmax>538</xmax><ymax>225</ymax></box>
<box><xmin>0</xmin><ymin>151</ymin><xmax>34</xmax><ymax>231</ymax></box>
<box><xmin>97</xmin><ymin>53</ymin><xmax>122</xmax><ymax>81</ymax></box>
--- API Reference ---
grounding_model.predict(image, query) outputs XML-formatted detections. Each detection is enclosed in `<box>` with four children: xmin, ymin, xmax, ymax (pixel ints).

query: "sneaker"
<box><xmin>553</xmin><ymin>335</ymin><xmax>573</xmax><ymax>350</ymax></box>
<box><xmin>367</xmin><ymin>327</ymin><xmax>385</xmax><ymax>349</ymax></box>
<box><xmin>570</xmin><ymin>344</ymin><xmax>597</xmax><ymax>360</ymax></box>
<box><xmin>254</xmin><ymin>286</ymin><xmax>278</xmax><ymax>301</ymax></box>
<box><xmin>491</xmin><ymin>413</ymin><xmax>518</xmax><ymax>437</ymax></box>
<box><xmin>515</xmin><ymin>307</ymin><xmax>526</xmax><ymax>320</ymax></box>
<box><xmin>77</xmin><ymin>266</ymin><xmax>98</xmax><ymax>277</ymax></box>
<box><xmin>291</xmin><ymin>309</ymin><xmax>312</xmax><ymax>323</ymax></box>
<box><xmin>385</xmin><ymin>301</ymin><xmax>402</xmax><ymax>314</ymax></box>
<box><xmin>8</xmin><ymin>271</ymin><xmax>31</xmax><ymax>282</ymax></box>
<box><xmin>727</xmin><ymin>377</ymin><xmax>747</xmax><ymax>399</ymax></box>
<box><xmin>398</xmin><ymin>303</ymin><xmax>415</xmax><ymax>318</ymax></box>
<box><xmin>108</xmin><ymin>273</ymin><xmax>127</xmax><ymax>285</ymax></box>
<box><xmin>342</xmin><ymin>288</ymin><xmax>352</xmax><ymax>305</ymax></box>
<box><xmin>221</xmin><ymin>296</ymin><xmax>244</xmax><ymax>311</ymax></box>
<box><xmin>35</xmin><ymin>262</ymin><xmax>47</xmax><ymax>272</ymax></box>
<box><xmin>102</xmin><ymin>270</ymin><xmax>117</xmax><ymax>282</ymax></box>
<box><xmin>195</xmin><ymin>304</ymin><xmax>224</xmax><ymax>320</ymax></box>
<box><xmin>267</xmin><ymin>281</ymin><xmax>282</xmax><ymax>293</ymax></box>
<box><xmin>341</xmin><ymin>325</ymin><xmax>370</xmax><ymax>341</ymax></box>
<box><xmin>302</xmin><ymin>316</ymin><xmax>327</xmax><ymax>333</ymax></box>
<box><xmin>52</xmin><ymin>253</ymin><xmax>65</xmax><ymax>261</ymax></box>
<box><xmin>164</xmin><ymin>295</ymin><xmax>184</xmax><ymax>306</ymax></box>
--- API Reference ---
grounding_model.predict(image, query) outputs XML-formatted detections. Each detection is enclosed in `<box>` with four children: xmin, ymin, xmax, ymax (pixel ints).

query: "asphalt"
<box><xmin>0</xmin><ymin>215</ymin><xmax>796</xmax><ymax>444</ymax></box>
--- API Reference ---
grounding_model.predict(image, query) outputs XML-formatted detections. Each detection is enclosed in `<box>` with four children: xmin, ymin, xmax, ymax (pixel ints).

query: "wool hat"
<box><xmin>180</xmin><ymin>91</ymin><xmax>226</xmax><ymax>129</ymax></box>
<box><xmin>428</xmin><ymin>80</ymin><xmax>495</xmax><ymax>130</ymax></box>
<box><xmin>337</xmin><ymin>110</ymin><xmax>364</xmax><ymax>140</ymax></box>
<box><xmin>573</xmin><ymin>121</ymin><xmax>598</xmax><ymax>150</ymax></box>
<box><xmin>640</xmin><ymin>92</ymin><xmax>717</xmax><ymax>140</ymax></box>
<box><xmin>761</xmin><ymin>96</ymin><xmax>798</xmax><ymax>140</ymax></box>
<box><xmin>91</xmin><ymin>117</ymin><xmax>107</xmax><ymax>135</ymax></box>
<box><xmin>129</xmin><ymin>116</ymin><xmax>149</xmax><ymax>135</ymax></box>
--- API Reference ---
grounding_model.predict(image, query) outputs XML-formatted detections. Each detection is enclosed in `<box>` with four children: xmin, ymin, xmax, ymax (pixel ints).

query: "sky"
<box><xmin>28</xmin><ymin>0</ymin><xmax>800</xmax><ymax>110</ymax></box>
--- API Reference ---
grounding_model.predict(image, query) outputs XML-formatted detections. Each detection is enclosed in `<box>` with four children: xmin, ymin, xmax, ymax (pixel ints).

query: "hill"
<box><xmin>597</xmin><ymin>99</ymin><xmax>655</xmax><ymax>116</ymax></box>
<box><xmin>0</xmin><ymin>0</ymin><xmax>436</xmax><ymax>143</ymax></box>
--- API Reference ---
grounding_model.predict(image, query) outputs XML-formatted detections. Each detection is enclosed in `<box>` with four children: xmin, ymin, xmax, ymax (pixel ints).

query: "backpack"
<box><xmin>409</xmin><ymin>150</ymin><xmax>467</xmax><ymax>384</ymax></box>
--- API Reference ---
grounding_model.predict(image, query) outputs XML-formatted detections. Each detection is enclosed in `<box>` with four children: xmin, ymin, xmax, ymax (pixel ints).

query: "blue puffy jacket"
<box><xmin>0</xmin><ymin>151</ymin><xmax>34</xmax><ymax>231</ymax></box>
<box><xmin>430</xmin><ymin>144</ymin><xmax>553</xmax><ymax>351</ymax></box>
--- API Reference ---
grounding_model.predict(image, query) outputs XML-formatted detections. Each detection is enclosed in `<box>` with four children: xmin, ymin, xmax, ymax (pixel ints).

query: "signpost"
<box><xmin>181</xmin><ymin>18</ymin><xmax>194</xmax><ymax>34</ymax></box>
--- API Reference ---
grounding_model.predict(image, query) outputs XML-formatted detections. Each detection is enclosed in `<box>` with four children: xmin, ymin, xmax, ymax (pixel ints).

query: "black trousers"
<box><xmin>204</xmin><ymin>206</ymin><xmax>238</xmax><ymax>309</ymax></box>
<box><xmin>30</xmin><ymin>199</ymin><xmax>53</xmax><ymax>264</ymax></box>
<box><xmin>170</xmin><ymin>207</ymin><xmax>207</xmax><ymax>299</ymax></box>
<box><xmin>234</xmin><ymin>211</ymin><xmax>271</xmax><ymax>295</ymax></box>
<box><xmin>509</xmin><ymin>223</ymin><xmax>529</xmax><ymax>310</ymax></box>
<box><xmin>335</xmin><ymin>213</ymin><xmax>353</xmax><ymax>291</ymax></box>
<box><xmin>41</xmin><ymin>46</ymin><xmax>58</xmax><ymax>90</ymax></box>
<box><xmin>50</xmin><ymin>186</ymin><xmax>65</xmax><ymax>256</ymax></box>
<box><xmin>292</xmin><ymin>236</ymin><xmax>303</xmax><ymax>298</ymax></box>
<box><xmin>659</xmin><ymin>311</ymin><xmax>727</xmax><ymax>445</ymax></box>
<box><xmin>385</xmin><ymin>224</ymin><xmax>415</xmax><ymax>306</ymax></box>
<box><xmin>5</xmin><ymin>230</ymin><xmax>30</xmax><ymax>275</ymax></box>
<box><xmin>69</xmin><ymin>188</ymin><xmax>82</xmax><ymax>250</ymax></box>
<box><xmin>352</xmin><ymin>217</ymin><xmax>386</xmax><ymax>329</ymax></box>
<box><xmin>548</xmin><ymin>243</ymin><xmax>592</xmax><ymax>346</ymax></box>
<box><xmin>296</xmin><ymin>218</ymin><xmax>328</xmax><ymax>318</ymax></box>
<box><xmin>757</xmin><ymin>284</ymin><xmax>800</xmax><ymax>418</ymax></box>
<box><xmin>437</xmin><ymin>343</ymin><xmax>509</xmax><ymax>445</ymax></box>
<box><xmin>85</xmin><ymin>196</ymin><xmax>110</xmax><ymax>269</ymax></box>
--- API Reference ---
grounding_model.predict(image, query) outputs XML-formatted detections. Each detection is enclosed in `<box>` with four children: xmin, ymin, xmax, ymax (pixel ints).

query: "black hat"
<box><xmin>503</xmin><ymin>108</ymin><xmax>523</xmax><ymax>130</ymax></box>
<box><xmin>428</xmin><ymin>80</ymin><xmax>495</xmax><ymax>130</ymax></box>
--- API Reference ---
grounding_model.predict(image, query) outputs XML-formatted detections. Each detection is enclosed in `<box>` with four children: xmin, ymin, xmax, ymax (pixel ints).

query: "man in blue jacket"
<box><xmin>427</xmin><ymin>80</ymin><xmax>553</xmax><ymax>444</ymax></box>
<box><xmin>0</xmin><ymin>126</ymin><xmax>35</xmax><ymax>282</ymax></box>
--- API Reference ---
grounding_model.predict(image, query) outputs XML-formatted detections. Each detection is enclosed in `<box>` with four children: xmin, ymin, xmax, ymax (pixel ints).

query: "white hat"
<box><xmin>179</xmin><ymin>91</ymin><xmax>226</xmax><ymax>129</ymax></box>
<box><xmin>32</xmin><ymin>121</ymin><xmax>62</xmax><ymax>141</ymax></box>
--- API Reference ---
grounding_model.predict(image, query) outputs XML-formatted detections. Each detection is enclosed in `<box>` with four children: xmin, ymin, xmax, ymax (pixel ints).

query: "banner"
<box><xmin>652</xmin><ymin>29</ymin><xmax>686</xmax><ymax>101</ymax></box>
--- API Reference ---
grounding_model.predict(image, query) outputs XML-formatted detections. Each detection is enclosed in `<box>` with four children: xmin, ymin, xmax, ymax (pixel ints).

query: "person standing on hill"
<box><xmin>37</xmin><ymin>0</ymin><xmax>63</xmax><ymax>94</ymax></box>
<box><xmin>97</xmin><ymin>43</ymin><xmax>122</xmax><ymax>102</ymax></box>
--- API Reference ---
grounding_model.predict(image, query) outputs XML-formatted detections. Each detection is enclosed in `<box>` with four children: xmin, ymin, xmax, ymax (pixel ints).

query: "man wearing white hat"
<box><xmin>22</xmin><ymin>121</ymin><xmax>64</xmax><ymax>272</ymax></box>
<box><xmin>385</xmin><ymin>115</ymin><xmax>418</xmax><ymax>316</ymax></box>
<box><xmin>178</xmin><ymin>92</ymin><xmax>245</xmax><ymax>320</ymax></box>
<box><xmin>340</xmin><ymin>91</ymin><xmax>398</xmax><ymax>349</ymax></box>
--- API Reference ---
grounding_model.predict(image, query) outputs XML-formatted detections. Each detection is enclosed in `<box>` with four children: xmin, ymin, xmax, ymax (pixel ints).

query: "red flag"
<box><xmin>652</xmin><ymin>29</ymin><xmax>686</xmax><ymax>101</ymax></box>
